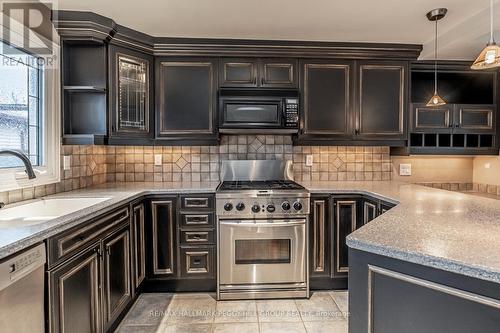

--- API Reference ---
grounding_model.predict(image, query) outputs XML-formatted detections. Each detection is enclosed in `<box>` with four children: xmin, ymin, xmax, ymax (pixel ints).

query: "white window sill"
<box><xmin>0</xmin><ymin>167</ymin><xmax>60</xmax><ymax>192</ymax></box>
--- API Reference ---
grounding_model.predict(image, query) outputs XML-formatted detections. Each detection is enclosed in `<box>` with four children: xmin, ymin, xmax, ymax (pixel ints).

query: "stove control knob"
<box><xmin>281</xmin><ymin>201</ymin><xmax>291</xmax><ymax>211</ymax></box>
<box><xmin>267</xmin><ymin>204</ymin><xmax>276</xmax><ymax>213</ymax></box>
<box><xmin>251</xmin><ymin>204</ymin><xmax>260</xmax><ymax>213</ymax></box>
<box><xmin>224</xmin><ymin>203</ymin><xmax>233</xmax><ymax>211</ymax></box>
<box><xmin>293</xmin><ymin>201</ymin><xmax>303</xmax><ymax>211</ymax></box>
<box><xmin>236</xmin><ymin>202</ymin><xmax>245</xmax><ymax>211</ymax></box>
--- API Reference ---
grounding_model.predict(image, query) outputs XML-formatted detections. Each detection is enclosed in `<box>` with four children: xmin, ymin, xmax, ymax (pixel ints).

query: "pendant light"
<box><xmin>426</xmin><ymin>8</ymin><xmax>447</xmax><ymax>107</ymax></box>
<box><xmin>471</xmin><ymin>0</ymin><xmax>500</xmax><ymax>70</ymax></box>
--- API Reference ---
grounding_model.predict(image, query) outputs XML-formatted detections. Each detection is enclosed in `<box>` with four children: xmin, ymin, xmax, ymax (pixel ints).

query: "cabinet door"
<box><xmin>219</xmin><ymin>58</ymin><xmax>258</xmax><ymax>87</ymax></box>
<box><xmin>103</xmin><ymin>227</ymin><xmax>131</xmax><ymax>329</ymax></box>
<box><xmin>132</xmin><ymin>203</ymin><xmax>146</xmax><ymax>291</ymax></box>
<box><xmin>157</xmin><ymin>59</ymin><xmax>217</xmax><ymax>136</ymax></box>
<box><xmin>301</xmin><ymin>61</ymin><xmax>353</xmax><ymax>137</ymax></box>
<box><xmin>48</xmin><ymin>244</ymin><xmax>101</xmax><ymax>333</ymax></box>
<box><xmin>357</xmin><ymin>61</ymin><xmax>407</xmax><ymax>140</ymax></box>
<box><xmin>260</xmin><ymin>58</ymin><xmax>297</xmax><ymax>88</ymax></box>
<box><xmin>333</xmin><ymin>199</ymin><xmax>359</xmax><ymax>277</ymax></box>
<box><xmin>150</xmin><ymin>199</ymin><xmax>177</xmax><ymax>277</ymax></box>
<box><xmin>310</xmin><ymin>197</ymin><xmax>331</xmax><ymax>278</ymax></box>
<box><xmin>411</xmin><ymin>103</ymin><xmax>453</xmax><ymax>133</ymax></box>
<box><xmin>454</xmin><ymin>104</ymin><xmax>496</xmax><ymax>134</ymax></box>
<box><xmin>363</xmin><ymin>198</ymin><xmax>378</xmax><ymax>224</ymax></box>
<box><xmin>109</xmin><ymin>45</ymin><xmax>153</xmax><ymax>138</ymax></box>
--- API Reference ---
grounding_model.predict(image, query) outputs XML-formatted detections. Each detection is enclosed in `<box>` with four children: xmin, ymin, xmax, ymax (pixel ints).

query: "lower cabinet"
<box><xmin>309</xmin><ymin>194</ymin><xmax>396</xmax><ymax>290</ymax></box>
<box><xmin>102</xmin><ymin>226</ymin><xmax>132</xmax><ymax>330</ymax></box>
<box><xmin>131</xmin><ymin>202</ymin><xmax>146</xmax><ymax>294</ymax></box>
<box><xmin>48</xmin><ymin>244</ymin><xmax>101</xmax><ymax>333</ymax></box>
<box><xmin>47</xmin><ymin>207</ymin><xmax>132</xmax><ymax>333</ymax></box>
<box><xmin>146</xmin><ymin>194</ymin><xmax>216</xmax><ymax>291</ymax></box>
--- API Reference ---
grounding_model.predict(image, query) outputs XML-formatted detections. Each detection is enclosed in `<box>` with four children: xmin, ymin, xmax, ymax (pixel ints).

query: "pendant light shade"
<box><xmin>471</xmin><ymin>0</ymin><xmax>500</xmax><ymax>70</ymax></box>
<box><xmin>426</xmin><ymin>8</ymin><xmax>447</xmax><ymax>107</ymax></box>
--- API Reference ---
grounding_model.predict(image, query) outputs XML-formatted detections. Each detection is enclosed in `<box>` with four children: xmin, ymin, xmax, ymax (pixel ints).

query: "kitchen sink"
<box><xmin>0</xmin><ymin>197</ymin><xmax>111</xmax><ymax>228</ymax></box>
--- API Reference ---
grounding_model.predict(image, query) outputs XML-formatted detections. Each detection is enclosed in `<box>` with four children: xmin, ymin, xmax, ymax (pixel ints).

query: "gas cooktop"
<box><xmin>217</xmin><ymin>180</ymin><xmax>305</xmax><ymax>192</ymax></box>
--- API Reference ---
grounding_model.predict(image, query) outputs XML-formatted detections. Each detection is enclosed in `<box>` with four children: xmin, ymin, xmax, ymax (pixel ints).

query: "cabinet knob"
<box><xmin>355</xmin><ymin>129</ymin><xmax>360</xmax><ymax>135</ymax></box>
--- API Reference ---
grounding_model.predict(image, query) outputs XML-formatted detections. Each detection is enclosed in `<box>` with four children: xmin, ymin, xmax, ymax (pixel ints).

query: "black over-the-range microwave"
<box><xmin>218</xmin><ymin>89</ymin><xmax>299</xmax><ymax>134</ymax></box>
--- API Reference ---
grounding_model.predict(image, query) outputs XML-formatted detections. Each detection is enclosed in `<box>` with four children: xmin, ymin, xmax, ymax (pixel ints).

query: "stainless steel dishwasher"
<box><xmin>0</xmin><ymin>243</ymin><xmax>46</xmax><ymax>333</ymax></box>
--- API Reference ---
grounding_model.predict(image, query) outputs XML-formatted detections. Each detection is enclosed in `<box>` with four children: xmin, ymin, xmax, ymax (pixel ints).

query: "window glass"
<box><xmin>0</xmin><ymin>41</ymin><xmax>42</xmax><ymax>168</ymax></box>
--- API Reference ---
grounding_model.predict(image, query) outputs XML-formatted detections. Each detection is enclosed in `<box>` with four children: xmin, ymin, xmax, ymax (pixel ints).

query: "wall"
<box><xmin>391</xmin><ymin>156</ymin><xmax>474</xmax><ymax>183</ymax></box>
<box><xmin>0</xmin><ymin>145</ymin><xmax>109</xmax><ymax>205</ymax></box>
<box><xmin>472</xmin><ymin>155</ymin><xmax>500</xmax><ymax>195</ymax></box>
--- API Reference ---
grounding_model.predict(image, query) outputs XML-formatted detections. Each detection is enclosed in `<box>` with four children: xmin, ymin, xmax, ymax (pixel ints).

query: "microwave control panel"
<box><xmin>284</xmin><ymin>98</ymin><xmax>299</xmax><ymax>127</ymax></box>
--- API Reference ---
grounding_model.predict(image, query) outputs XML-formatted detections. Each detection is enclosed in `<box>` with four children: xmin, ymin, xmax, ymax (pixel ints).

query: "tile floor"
<box><xmin>116</xmin><ymin>291</ymin><xmax>349</xmax><ymax>333</ymax></box>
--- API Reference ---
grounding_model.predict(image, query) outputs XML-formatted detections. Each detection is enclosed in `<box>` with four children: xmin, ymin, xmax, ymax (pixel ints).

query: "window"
<box><xmin>0</xmin><ymin>13</ymin><xmax>60</xmax><ymax>191</ymax></box>
<box><xmin>0</xmin><ymin>42</ymin><xmax>42</xmax><ymax>168</ymax></box>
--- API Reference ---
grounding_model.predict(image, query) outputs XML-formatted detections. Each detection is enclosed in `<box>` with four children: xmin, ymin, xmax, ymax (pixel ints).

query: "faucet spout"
<box><xmin>0</xmin><ymin>149</ymin><xmax>37</xmax><ymax>179</ymax></box>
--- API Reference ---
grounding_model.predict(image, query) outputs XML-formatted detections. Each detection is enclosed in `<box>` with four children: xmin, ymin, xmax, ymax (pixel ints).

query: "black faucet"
<box><xmin>0</xmin><ymin>149</ymin><xmax>37</xmax><ymax>179</ymax></box>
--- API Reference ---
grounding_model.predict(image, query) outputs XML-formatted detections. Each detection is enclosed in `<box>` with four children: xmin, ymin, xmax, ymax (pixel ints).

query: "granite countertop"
<box><xmin>0</xmin><ymin>181</ymin><xmax>219</xmax><ymax>260</ymax></box>
<box><xmin>1</xmin><ymin>180</ymin><xmax>500</xmax><ymax>286</ymax></box>
<box><xmin>304</xmin><ymin>181</ymin><xmax>500</xmax><ymax>284</ymax></box>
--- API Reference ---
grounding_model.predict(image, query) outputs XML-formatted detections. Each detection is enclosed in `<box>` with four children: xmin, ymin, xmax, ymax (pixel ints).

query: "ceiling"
<box><xmin>57</xmin><ymin>0</ymin><xmax>500</xmax><ymax>60</ymax></box>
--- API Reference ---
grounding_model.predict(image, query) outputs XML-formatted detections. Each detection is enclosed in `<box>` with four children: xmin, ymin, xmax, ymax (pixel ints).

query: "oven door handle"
<box><xmin>219</xmin><ymin>220</ymin><xmax>306</xmax><ymax>227</ymax></box>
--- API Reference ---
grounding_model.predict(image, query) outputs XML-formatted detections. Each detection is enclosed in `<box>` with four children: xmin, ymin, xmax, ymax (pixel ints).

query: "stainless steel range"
<box><xmin>216</xmin><ymin>160</ymin><xmax>310</xmax><ymax>300</ymax></box>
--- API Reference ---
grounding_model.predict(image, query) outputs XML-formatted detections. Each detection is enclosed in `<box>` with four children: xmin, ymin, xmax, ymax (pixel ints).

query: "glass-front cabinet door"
<box><xmin>109</xmin><ymin>45</ymin><xmax>153</xmax><ymax>140</ymax></box>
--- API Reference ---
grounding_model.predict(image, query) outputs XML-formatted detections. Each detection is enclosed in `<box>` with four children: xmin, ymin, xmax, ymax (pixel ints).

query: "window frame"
<box><xmin>0</xmin><ymin>12</ymin><xmax>60</xmax><ymax>191</ymax></box>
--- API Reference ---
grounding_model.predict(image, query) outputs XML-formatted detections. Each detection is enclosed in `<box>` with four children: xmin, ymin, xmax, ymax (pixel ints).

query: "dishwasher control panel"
<box><xmin>0</xmin><ymin>243</ymin><xmax>46</xmax><ymax>291</ymax></box>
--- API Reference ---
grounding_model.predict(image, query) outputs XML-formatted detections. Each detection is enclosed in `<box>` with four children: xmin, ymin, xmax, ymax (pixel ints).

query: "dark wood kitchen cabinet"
<box><xmin>131</xmin><ymin>202</ymin><xmax>146</xmax><ymax>293</ymax></box>
<box><xmin>332</xmin><ymin>196</ymin><xmax>363</xmax><ymax>278</ymax></box>
<box><xmin>297</xmin><ymin>60</ymin><xmax>407</xmax><ymax>145</ymax></box>
<box><xmin>301</xmin><ymin>61</ymin><xmax>353</xmax><ymax>138</ymax></box>
<box><xmin>102</xmin><ymin>226</ymin><xmax>131</xmax><ymax>330</ymax></box>
<box><xmin>108</xmin><ymin>44</ymin><xmax>154</xmax><ymax>144</ymax></box>
<box><xmin>155</xmin><ymin>58</ymin><xmax>218</xmax><ymax>144</ymax></box>
<box><xmin>48</xmin><ymin>243</ymin><xmax>101</xmax><ymax>333</ymax></box>
<box><xmin>356</xmin><ymin>61</ymin><xmax>407</xmax><ymax>140</ymax></box>
<box><xmin>149</xmin><ymin>198</ymin><xmax>177</xmax><ymax>277</ymax></box>
<box><xmin>310</xmin><ymin>196</ymin><xmax>332</xmax><ymax>280</ymax></box>
<box><xmin>219</xmin><ymin>58</ymin><xmax>297</xmax><ymax>88</ymax></box>
<box><xmin>47</xmin><ymin>205</ymin><xmax>133</xmax><ymax>333</ymax></box>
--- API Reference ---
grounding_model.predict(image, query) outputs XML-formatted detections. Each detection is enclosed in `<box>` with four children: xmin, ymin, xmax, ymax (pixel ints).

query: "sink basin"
<box><xmin>0</xmin><ymin>197</ymin><xmax>111</xmax><ymax>228</ymax></box>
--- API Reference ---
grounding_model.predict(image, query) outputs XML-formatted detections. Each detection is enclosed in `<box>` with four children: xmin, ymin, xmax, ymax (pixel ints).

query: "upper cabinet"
<box><xmin>357</xmin><ymin>61</ymin><xmax>406</xmax><ymax>140</ymax></box>
<box><xmin>109</xmin><ymin>44</ymin><xmax>154</xmax><ymax>144</ymax></box>
<box><xmin>298</xmin><ymin>60</ymin><xmax>408</xmax><ymax>145</ymax></box>
<box><xmin>404</xmin><ymin>62</ymin><xmax>498</xmax><ymax>155</ymax></box>
<box><xmin>301</xmin><ymin>61</ymin><xmax>352</xmax><ymax>138</ymax></box>
<box><xmin>220</xmin><ymin>58</ymin><xmax>298</xmax><ymax>88</ymax></box>
<box><xmin>155</xmin><ymin>58</ymin><xmax>219</xmax><ymax>144</ymax></box>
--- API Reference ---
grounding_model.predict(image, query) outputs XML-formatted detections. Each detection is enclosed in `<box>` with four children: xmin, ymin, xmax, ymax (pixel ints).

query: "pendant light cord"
<box><xmin>434</xmin><ymin>19</ymin><xmax>438</xmax><ymax>94</ymax></box>
<box><xmin>490</xmin><ymin>0</ymin><xmax>495</xmax><ymax>44</ymax></box>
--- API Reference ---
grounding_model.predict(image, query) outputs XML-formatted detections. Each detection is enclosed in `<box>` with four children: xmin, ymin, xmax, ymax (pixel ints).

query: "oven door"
<box><xmin>219</xmin><ymin>97</ymin><xmax>284</xmax><ymax>129</ymax></box>
<box><xmin>219</xmin><ymin>219</ymin><xmax>306</xmax><ymax>285</ymax></box>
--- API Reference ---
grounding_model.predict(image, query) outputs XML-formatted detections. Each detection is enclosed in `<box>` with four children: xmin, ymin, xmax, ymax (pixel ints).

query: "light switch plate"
<box><xmin>154</xmin><ymin>154</ymin><xmax>162</xmax><ymax>166</ymax></box>
<box><xmin>399</xmin><ymin>163</ymin><xmax>412</xmax><ymax>176</ymax></box>
<box><xmin>305</xmin><ymin>155</ymin><xmax>313</xmax><ymax>167</ymax></box>
<box><xmin>63</xmin><ymin>156</ymin><xmax>71</xmax><ymax>170</ymax></box>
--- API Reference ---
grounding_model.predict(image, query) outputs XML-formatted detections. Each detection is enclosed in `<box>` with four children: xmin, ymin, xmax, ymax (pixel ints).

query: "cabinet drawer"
<box><xmin>47</xmin><ymin>207</ymin><xmax>130</xmax><ymax>268</ymax></box>
<box><xmin>180</xmin><ymin>195</ymin><xmax>214</xmax><ymax>210</ymax></box>
<box><xmin>179</xmin><ymin>246</ymin><xmax>215</xmax><ymax>279</ymax></box>
<box><xmin>180</xmin><ymin>230</ymin><xmax>215</xmax><ymax>245</ymax></box>
<box><xmin>179</xmin><ymin>213</ymin><xmax>215</xmax><ymax>228</ymax></box>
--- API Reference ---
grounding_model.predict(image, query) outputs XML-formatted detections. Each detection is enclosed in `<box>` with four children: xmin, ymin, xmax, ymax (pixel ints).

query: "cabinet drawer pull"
<box><xmin>193</xmin><ymin>259</ymin><xmax>201</xmax><ymax>265</ymax></box>
<box><xmin>185</xmin><ymin>215</ymin><xmax>209</xmax><ymax>224</ymax></box>
<box><xmin>184</xmin><ymin>197</ymin><xmax>209</xmax><ymax>208</ymax></box>
<box><xmin>185</xmin><ymin>231</ymin><xmax>209</xmax><ymax>242</ymax></box>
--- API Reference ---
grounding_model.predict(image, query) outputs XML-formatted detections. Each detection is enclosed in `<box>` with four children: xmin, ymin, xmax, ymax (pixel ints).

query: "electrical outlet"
<box><xmin>63</xmin><ymin>156</ymin><xmax>71</xmax><ymax>170</ymax></box>
<box><xmin>305</xmin><ymin>154</ymin><xmax>314</xmax><ymax>167</ymax></box>
<box><xmin>399</xmin><ymin>163</ymin><xmax>412</xmax><ymax>176</ymax></box>
<box><xmin>154</xmin><ymin>154</ymin><xmax>162</xmax><ymax>166</ymax></box>
<box><xmin>485</xmin><ymin>163</ymin><xmax>491</xmax><ymax>169</ymax></box>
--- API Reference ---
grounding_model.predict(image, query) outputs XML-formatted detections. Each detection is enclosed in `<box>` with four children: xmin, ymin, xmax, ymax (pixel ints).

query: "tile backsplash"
<box><xmin>0</xmin><ymin>135</ymin><xmax>392</xmax><ymax>205</ymax></box>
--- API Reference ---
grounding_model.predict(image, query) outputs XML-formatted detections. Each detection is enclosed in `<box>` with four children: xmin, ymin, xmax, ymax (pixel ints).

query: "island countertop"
<box><xmin>302</xmin><ymin>181</ymin><xmax>500</xmax><ymax>284</ymax></box>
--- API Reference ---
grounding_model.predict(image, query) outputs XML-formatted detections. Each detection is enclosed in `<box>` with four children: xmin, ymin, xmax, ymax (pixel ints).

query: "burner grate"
<box><xmin>218</xmin><ymin>180</ymin><xmax>305</xmax><ymax>191</ymax></box>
